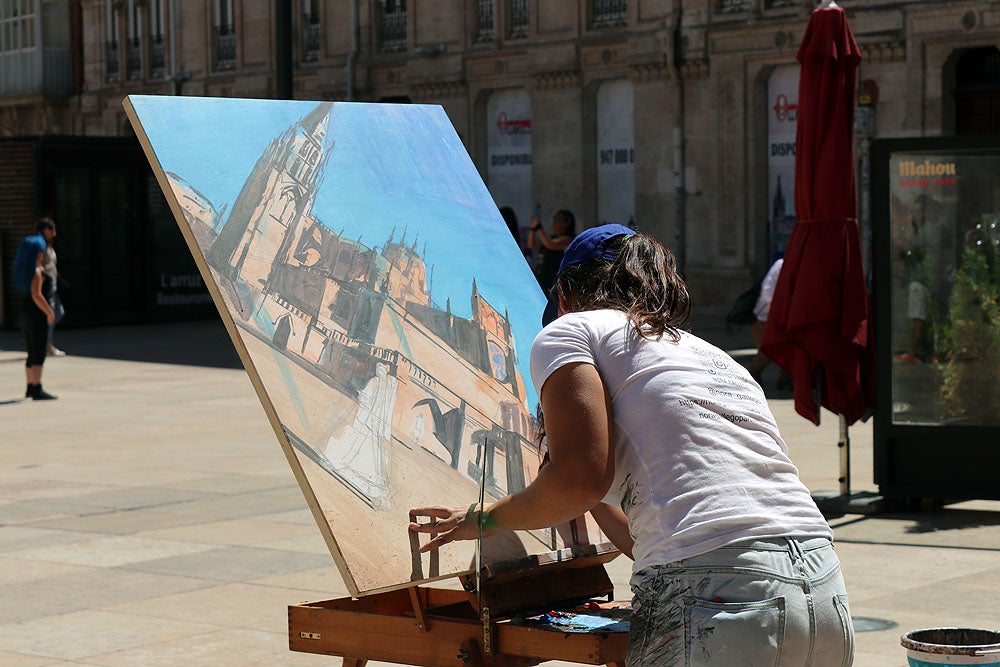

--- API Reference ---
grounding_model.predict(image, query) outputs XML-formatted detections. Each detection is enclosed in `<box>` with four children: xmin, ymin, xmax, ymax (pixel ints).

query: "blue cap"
<box><xmin>556</xmin><ymin>223</ymin><xmax>636</xmax><ymax>276</ymax></box>
<box><xmin>542</xmin><ymin>224</ymin><xmax>636</xmax><ymax>327</ymax></box>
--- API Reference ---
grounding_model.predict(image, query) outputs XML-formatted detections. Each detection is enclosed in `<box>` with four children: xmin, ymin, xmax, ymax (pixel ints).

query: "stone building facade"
<box><xmin>2</xmin><ymin>0</ymin><xmax>998</xmax><ymax>315</ymax></box>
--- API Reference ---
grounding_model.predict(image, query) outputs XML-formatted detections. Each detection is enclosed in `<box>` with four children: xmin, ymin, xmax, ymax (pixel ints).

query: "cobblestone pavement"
<box><xmin>2</xmin><ymin>318</ymin><xmax>997</xmax><ymax>666</ymax></box>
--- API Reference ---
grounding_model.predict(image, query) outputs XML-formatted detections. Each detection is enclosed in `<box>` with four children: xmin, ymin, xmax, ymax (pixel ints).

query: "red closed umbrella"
<box><xmin>761</xmin><ymin>1</ymin><xmax>875</xmax><ymax>428</ymax></box>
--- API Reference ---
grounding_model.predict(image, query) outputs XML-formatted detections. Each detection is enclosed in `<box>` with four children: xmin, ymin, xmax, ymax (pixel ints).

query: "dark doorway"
<box><xmin>955</xmin><ymin>46</ymin><xmax>1000</xmax><ymax>135</ymax></box>
<box><xmin>38</xmin><ymin>137</ymin><xmax>214</xmax><ymax>327</ymax></box>
<box><xmin>43</xmin><ymin>141</ymin><xmax>150</xmax><ymax>325</ymax></box>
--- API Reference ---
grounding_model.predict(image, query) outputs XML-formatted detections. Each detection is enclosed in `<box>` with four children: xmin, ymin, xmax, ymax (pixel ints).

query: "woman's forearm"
<box><xmin>33</xmin><ymin>294</ymin><xmax>53</xmax><ymax>319</ymax></box>
<box><xmin>527</xmin><ymin>221</ymin><xmax>541</xmax><ymax>249</ymax></box>
<box><xmin>537</xmin><ymin>231</ymin><xmax>570</xmax><ymax>251</ymax></box>
<box><xmin>483</xmin><ymin>460</ymin><xmax>609</xmax><ymax>533</ymax></box>
<box><xmin>589</xmin><ymin>502</ymin><xmax>634</xmax><ymax>559</ymax></box>
<box><xmin>31</xmin><ymin>274</ymin><xmax>54</xmax><ymax>320</ymax></box>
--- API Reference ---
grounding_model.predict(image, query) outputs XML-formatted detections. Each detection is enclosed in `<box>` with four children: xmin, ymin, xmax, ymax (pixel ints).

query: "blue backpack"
<box><xmin>12</xmin><ymin>234</ymin><xmax>46</xmax><ymax>294</ymax></box>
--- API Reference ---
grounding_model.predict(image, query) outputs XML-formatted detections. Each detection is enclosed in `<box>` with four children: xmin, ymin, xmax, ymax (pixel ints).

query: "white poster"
<box><xmin>487</xmin><ymin>89</ymin><xmax>533</xmax><ymax>245</ymax></box>
<box><xmin>767</xmin><ymin>64</ymin><xmax>799</xmax><ymax>260</ymax></box>
<box><xmin>596</xmin><ymin>79</ymin><xmax>635</xmax><ymax>228</ymax></box>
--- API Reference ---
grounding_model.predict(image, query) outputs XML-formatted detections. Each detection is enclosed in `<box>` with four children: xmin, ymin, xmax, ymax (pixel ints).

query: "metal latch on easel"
<box><xmin>481</xmin><ymin>606</ymin><xmax>493</xmax><ymax>654</ymax></box>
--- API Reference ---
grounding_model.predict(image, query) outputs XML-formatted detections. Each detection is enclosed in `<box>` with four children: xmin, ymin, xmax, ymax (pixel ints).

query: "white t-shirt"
<box><xmin>753</xmin><ymin>258</ymin><xmax>784</xmax><ymax>322</ymax></box>
<box><xmin>530</xmin><ymin>309</ymin><xmax>832</xmax><ymax>577</ymax></box>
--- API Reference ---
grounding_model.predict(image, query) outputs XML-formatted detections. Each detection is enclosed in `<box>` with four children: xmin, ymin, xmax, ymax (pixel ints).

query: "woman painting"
<box><xmin>409</xmin><ymin>224</ymin><xmax>853</xmax><ymax>665</ymax></box>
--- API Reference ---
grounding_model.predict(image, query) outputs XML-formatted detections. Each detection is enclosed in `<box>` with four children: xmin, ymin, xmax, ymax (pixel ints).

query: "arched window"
<box><xmin>955</xmin><ymin>47</ymin><xmax>1000</xmax><ymax>135</ymax></box>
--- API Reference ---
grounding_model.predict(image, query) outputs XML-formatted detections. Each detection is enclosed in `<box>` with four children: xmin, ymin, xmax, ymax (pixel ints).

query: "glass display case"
<box><xmin>872</xmin><ymin>136</ymin><xmax>1000</xmax><ymax>501</ymax></box>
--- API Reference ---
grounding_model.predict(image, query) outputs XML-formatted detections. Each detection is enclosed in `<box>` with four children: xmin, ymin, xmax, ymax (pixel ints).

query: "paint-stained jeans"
<box><xmin>627</xmin><ymin>537</ymin><xmax>854</xmax><ymax>666</ymax></box>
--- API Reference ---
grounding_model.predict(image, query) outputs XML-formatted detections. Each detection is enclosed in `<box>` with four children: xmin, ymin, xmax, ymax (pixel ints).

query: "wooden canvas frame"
<box><xmin>122</xmin><ymin>95</ymin><xmax>610</xmax><ymax>597</ymax></box>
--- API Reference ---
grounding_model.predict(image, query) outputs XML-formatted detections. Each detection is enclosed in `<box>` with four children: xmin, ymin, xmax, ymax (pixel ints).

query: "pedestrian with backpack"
<box><xmin>12</xmin><ymin>221</ymin><xmax>58</xmax><ymax>400</ymax></box>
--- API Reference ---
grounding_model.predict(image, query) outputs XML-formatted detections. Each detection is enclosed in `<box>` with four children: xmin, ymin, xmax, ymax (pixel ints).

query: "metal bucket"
<box><xmin>901</xmin><ymin>628</ymin><xmax>1000</xmax><ymax>666</ymax></box>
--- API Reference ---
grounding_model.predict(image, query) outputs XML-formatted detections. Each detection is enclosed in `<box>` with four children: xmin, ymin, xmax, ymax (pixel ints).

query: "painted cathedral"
<box><xmin>180</xmin><ymin>103</ymin><xmax>537</xmax><ymax>509</ymax></box>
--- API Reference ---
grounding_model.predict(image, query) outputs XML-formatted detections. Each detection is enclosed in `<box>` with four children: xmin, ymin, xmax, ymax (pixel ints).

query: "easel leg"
<box><xmin>342</xmin><ymin>658</ymin><xmax>367</xmax><ymax>667</ymax></box>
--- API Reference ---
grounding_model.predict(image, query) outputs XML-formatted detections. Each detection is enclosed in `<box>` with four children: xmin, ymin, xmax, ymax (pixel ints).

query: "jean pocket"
<box><xmin>833</xmin><ymin>593</ymin><xmax>855</xmax><ymax>667</ymax></box>
<box><xmin>684</xmin><ymin>596</ymin><xmax>785</xmax><ymax>667</ymax></box>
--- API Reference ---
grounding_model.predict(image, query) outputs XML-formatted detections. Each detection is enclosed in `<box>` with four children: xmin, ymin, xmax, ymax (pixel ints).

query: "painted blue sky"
<box><xmin>128</xmin><ymin>95</ymin><xmax>546</xmax><ymax>410</ymax></box>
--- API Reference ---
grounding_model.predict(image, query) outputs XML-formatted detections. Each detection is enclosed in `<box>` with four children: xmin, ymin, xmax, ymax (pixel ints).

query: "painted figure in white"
<box><xmin>327</xmin><ymin>362</ymin><xmax>398</xmax><ymax>508</ymax></box>
<box><xmin>411</xmin><ymin>413</ymin><xmax>426</xmax><ymax>442</ymax></box>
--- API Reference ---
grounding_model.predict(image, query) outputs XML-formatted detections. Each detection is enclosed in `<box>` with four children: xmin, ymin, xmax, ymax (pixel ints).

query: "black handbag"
<box><xmin>725</xmin><ymin>281</ymin><xmax>761</xmax><ymax>333</ymax></box>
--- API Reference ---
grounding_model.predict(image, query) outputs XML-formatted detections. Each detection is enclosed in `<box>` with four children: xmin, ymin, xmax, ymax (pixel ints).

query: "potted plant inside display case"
<box><xmin>939</xmin><ymin>214</ymin><xmax>1000</xmax><ymax>425</ymax></box>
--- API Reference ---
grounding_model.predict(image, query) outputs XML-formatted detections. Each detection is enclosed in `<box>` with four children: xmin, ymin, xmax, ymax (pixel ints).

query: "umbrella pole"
<box><xmin>838</xmin><ymin>414</ymin><xmax>851</xmax><ymax>496</ymax></box>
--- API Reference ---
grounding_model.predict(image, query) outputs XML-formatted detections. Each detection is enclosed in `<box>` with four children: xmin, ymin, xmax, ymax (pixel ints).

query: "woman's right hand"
<box><xmin>408</xmin><ymin>504</ymin><xmax>482</xmax><ymax>553</ymax></box>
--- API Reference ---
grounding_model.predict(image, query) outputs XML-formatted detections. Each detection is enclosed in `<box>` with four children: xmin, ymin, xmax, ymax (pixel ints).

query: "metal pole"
<box><xmin>169</xmin><ymin>0</ymin><xmax>181</xmax><ymax>95</ymax></box>
<box><xmin>275</xmin><ymin>0</ymin><xmax>293</xmax><ymax>99</ymax></box>
<box><xmin>838</xmin><ymin>414</ymin><xmax>851</xmax><ymax>496</ymax></box>
<box><xmin>671</xmin><ymin>10</ymin><xmax>686</xmax><ymax>274</ymax></box>
<box><xmin>347</xmin><ymin>0</ymin><xmax>359</xmax><ymax>101</ymax></box>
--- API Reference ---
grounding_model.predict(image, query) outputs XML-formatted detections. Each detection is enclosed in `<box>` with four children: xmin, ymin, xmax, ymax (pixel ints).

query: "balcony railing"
<box><xmin>150</xmin><ymin>34</ymin><xmax>165</xmax><ymax>78</ymax></box>
<box><xmin>476</xmin><ymin>0</ymin><xmax>494</xmax><ymax>42</ymax></box>
<box><xmin>303</xmin><ymin>18</ymin><xmax>320</xmax><ymax>61</ymax></box>
<box><xmin>381</xmin><ymin>2</ymin><xmax>407</xmax><ymax>52</ymax></box>
<box><xmin>509</xmin><ymin>0</ymin><xmax>529</xmax><ymax>38</ymax></box>
<box><xmin>126</xmin><ymin>36</ymin><xmax>141</xmax><ymax>80</ymax></box>
<box><xmin>105</xmin><ymin>39</ymin><xmax>119</xmax><ymax>82</ymax></box>
<box><xmin>213</xmin><ymin>25</ymin><xmax>236</xmax><ymax>71</ymax></box>
<box><xmin>593</xmin><ymin>0</ymin><xmax>627</xmax><ymax>28</ymax></box>
<box><xmin>718</xmin><ymin>0</ymin><xmax>750</xmax><ymax>13</ymax></box>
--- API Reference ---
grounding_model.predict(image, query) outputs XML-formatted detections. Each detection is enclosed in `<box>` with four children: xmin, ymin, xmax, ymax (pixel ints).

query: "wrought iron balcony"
<box><xmin>476</xmin><ymin>0</ymin><xmax>494</xmax><ymax>42</ymax></box>
<box><xmin>213</xmin><ymin>25</ymin><xmax>236</xmax><ymax>71</ymax></box>
<box><xmin>719</xmin><ymin>0</ymin><xmax>751</xmax><ymax>13</ymax></box>
<box><xmin>381</xmin><ymin>4</ymin><xmax>407</xmax><ymax>52</ymax></box>
<box><xmin>126</xmin><ymin>36</ymin><xmax>141</xmax><ymax>80</ymax></box>
<box><xmin>593</xmin><ymin>0</ymin><xmax>627</xmax><ymax>27</ymax></box>
<box><xmin>509</xmin><ymin>0</ymin><xmax>529</xmax><ymax>38</ymax></box>
<box><xmin>303</xmin><ymin>18</ymin><xmax>319</xmax><ymax>61</ymax></box>
<box><xmin>105</xmin><ymin>40</ymin><xmax>119</xmax><ymax>82</ymax></box>
<box><xmin>150</xmin><ymin>34</ymin><xmax>165</xmax><ymax>78</ymax></box>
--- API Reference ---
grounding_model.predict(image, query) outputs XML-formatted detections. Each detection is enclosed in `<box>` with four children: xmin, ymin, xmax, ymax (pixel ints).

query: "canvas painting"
<box><xmin>123</xmin><ymin>96</ymin><xmax>607</xmax><ymax>596</ymax></box>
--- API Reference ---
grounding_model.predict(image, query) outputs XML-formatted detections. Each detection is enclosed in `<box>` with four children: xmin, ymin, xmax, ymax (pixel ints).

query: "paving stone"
<box><xmin>2</xmin><ymin>320</ymin><xmax>998</xmax><ymax>667</ymax></box>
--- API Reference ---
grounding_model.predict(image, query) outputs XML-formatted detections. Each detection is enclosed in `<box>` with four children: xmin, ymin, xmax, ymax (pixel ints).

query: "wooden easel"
<box><xmin>289</xmin><ymin>548</ymin><xmax>628</xmax><ymax>666</ymax></box>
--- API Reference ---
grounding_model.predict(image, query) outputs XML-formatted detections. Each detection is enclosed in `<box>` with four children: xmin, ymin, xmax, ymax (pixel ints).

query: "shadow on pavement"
<box><xmin>2</xmin><ymin>310</ymin><xmax>775</xmax><ymax>378</ymax></box>
<box><xmin>0</xmin><ymin>317</ymin><xmax>243</xmax><ymax>369</ymax></box>
<box><xmin>830</xmin><ymin>505</ymin><xmax>1000</xmax><ymax>538</ymax></box>
<box><xmin>900</xmin><ymin>506</ymin><xmax>1000</xmax><ymax>534</ymax></box>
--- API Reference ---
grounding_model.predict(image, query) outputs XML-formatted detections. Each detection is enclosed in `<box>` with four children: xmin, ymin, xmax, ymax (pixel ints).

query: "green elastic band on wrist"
<box><xmin>466</xmin><ymin>502</ymin><xmax>499</xmax><ymax>533</ymax></box>
<box><xmin>479</xmin><ymin>508</ymin><xmax>498</xmax><ymax>533</ymax></box>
